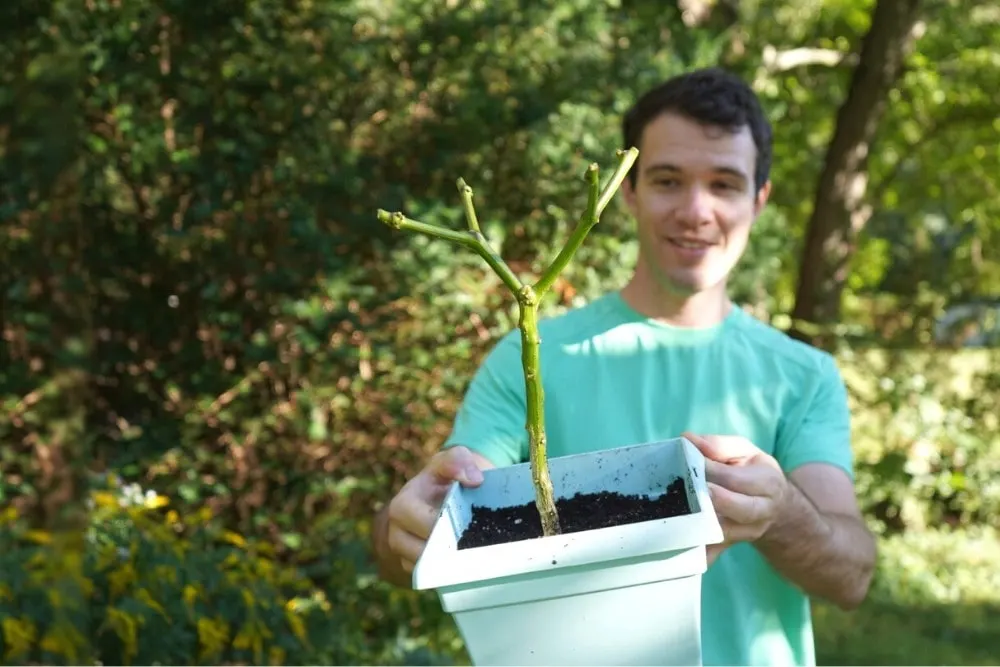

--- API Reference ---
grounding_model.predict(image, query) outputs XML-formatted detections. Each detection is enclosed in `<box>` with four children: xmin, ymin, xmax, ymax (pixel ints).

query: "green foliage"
<box><xmin>841</xmin><ymin>349</ymin><xmax>1000</xmax><ymax>533</ymax></box>
<box><xmin>815</xmin><ymin>527</ymin><xmax>1000</xmax><ymax>665</ymax></box>
<box><xmin>0</xmin><ymin>479</ymin><xmax>334</xmax><ymax>666</ymax></box>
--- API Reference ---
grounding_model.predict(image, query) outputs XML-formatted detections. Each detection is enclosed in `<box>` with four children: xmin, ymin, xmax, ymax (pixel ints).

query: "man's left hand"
<box><xmin>683</xmin><ymin>432</ymin><xmax>789</xmax><ymax>564</ymax></box>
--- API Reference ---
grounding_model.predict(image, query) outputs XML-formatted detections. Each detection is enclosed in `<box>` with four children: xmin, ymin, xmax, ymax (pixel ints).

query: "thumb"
<box><xmin>425</xmin><ymin>446</ymin><xmax>485</xmax><ymax>487</ymax></box>
<box><xmin>683</xmin><ymin>432</ymin><xmax>750</xmax><ymax>464</ymax></box>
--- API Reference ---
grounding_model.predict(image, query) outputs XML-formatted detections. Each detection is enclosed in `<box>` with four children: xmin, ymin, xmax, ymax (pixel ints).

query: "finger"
<box><xmin>706</xmin><ymin>542</ymin><xmax>730</xmax><ymax>567</ymax></box>
<box><xmin>425</xmin><ymin>446</ymin><xmax>487</xmax><ymax>486</ymax></box>
<box><xmin>708</xmin><ymin>481</ymin><xmax>771</xmax><ymax>525</ymax></box>
<box><xmin>717</xmin><ymin>517</ymin><xmax>764</xmax><ymax>544</ymax></box>
<box><xmin>401</xmin><ymin>558</ymin><xmax>416</xmax><ymax>573</ymax></box>
<box><xmin>684</xmin><ymin>432</ymin><xmax>753</xmax><ymax>464</ymax></box>
<box><xmin>391</xmin><ymin>497</ymin><xmax>440</xmax><ymax>540</ymax></box>
<box><xmin>703</xmin><ymin>459</ymin><xmax>776</xmax><ymax>497</ymax></box>
<box><xmin>387</xmin><ymin>524</ymin><xmax>428</xmax><ymax>566</ymax></box>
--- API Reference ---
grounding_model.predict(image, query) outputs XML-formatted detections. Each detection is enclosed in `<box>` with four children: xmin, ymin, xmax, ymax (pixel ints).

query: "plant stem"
<box><xmin>516</xmin><ymin>284</ymin><xmax>560</xmax><ymax>536</ymax></box>
<box><xmin>535</xmin><ymin>148</ymin><xmax>639</xmax><ymax>297</ymax></box>
<box><xmin>375</xmin><ymin>209</ymin><xmax>523</xmax><ymax>295</ymax></box>
<box><xmin>456</xmin><ymin>178</ymin><xmax>481</xmax><ymax>233</ymax></box>
<box><xmin>376</xmin><ymin>147</ymin><xmax>638</xmax><ymax>539</ymax></box>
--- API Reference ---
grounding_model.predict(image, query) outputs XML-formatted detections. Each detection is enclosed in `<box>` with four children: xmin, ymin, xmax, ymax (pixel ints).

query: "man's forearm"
<box><xmin>756</xmin><ymin>480</ymin><xmax>876</xmax><ymax>610</ymax></box>
<box><xmin>371</xmin><ymin>506</ymin><xmax>414</xmax><ymax>589</ymax></box>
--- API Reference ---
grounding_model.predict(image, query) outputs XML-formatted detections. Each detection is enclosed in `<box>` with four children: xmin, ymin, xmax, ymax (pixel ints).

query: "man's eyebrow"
<box><xmin>644</xmin><ymin>162</ymin><xmax>749</xmax><ymax>182</ymax></box>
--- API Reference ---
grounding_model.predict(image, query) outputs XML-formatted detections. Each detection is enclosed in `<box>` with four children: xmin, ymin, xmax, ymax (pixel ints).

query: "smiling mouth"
<box><xmin>666</xmin><ymin>238</ymin><xmax>715</xmax><ymax>249</ymax></box>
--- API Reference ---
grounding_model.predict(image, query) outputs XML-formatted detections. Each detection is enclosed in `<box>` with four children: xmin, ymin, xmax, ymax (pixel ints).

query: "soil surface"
<box><xmin>457</xmin><ymin>477</ymin><xmax>690</xmax><ymax>550</ymax></box>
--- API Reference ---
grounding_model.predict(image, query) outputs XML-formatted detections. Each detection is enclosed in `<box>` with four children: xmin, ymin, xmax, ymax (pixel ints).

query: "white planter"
<box><xmin>413</xmin><ymin>436</ymin><xmax>724</xmax><ymax>666</ymax></box>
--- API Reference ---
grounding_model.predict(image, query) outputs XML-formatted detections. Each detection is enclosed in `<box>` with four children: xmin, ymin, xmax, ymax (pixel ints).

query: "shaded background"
<box><xmin>1</xmin><ymin>0</ymin><xmax>998</xmax><ymax>664</ymax></box>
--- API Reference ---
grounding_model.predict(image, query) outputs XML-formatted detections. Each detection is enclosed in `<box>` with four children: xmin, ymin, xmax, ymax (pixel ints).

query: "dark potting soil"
<box><xmin>457</xmin><ymin>477</ymin><xmax>690</xmax><ymax>550</ymax></box>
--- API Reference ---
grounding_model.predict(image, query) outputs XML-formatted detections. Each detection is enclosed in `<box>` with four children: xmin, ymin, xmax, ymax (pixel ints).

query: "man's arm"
<box><xmin>756</xmin><ymin>462</ymin><xmax>876</xmax><ymax>610</ymax></box>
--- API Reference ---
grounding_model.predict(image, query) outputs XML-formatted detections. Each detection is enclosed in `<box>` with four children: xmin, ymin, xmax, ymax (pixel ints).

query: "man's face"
<box><xmin>622</xmin><ymin>112</ymin><xmax>770</xmax><ymax>297</ymax></box>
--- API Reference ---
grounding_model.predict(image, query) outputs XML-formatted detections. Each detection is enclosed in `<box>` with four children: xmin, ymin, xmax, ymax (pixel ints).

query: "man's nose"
<box><xmin>677</xmin><ymin>185</ymin><xmax>713</xmax><ymax>226</ymax></box>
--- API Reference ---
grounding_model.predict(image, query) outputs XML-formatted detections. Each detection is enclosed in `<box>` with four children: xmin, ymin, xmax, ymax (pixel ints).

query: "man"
<box><xmin>372</xmin><ymin>67</ymin><xmax>877</xmax><ymax>666</ymax></box>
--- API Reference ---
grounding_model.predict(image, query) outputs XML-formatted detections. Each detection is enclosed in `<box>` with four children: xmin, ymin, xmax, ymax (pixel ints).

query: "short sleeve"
<box><xmin>774</xmin><ymin>352</ymin><xmax>854</xmax><ymax>481</ymax></box>
<box><xmin>443</xmin><ymin>332</ymin><xmax>528</xmax><ymax>468</ymax></box>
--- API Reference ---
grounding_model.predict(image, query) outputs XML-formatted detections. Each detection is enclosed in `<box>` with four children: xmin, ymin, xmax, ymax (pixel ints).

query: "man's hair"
<box><xmin>622</xmin><ymin>67</ymin><xmax>773</xmax><ymax>193</ymax></box>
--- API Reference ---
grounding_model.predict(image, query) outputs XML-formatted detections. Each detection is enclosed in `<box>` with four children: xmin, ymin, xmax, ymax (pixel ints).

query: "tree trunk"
<box><xmin>789</xmin><ymin>0</ymin><xmax>924</xmax><ymax>349</ymax></box>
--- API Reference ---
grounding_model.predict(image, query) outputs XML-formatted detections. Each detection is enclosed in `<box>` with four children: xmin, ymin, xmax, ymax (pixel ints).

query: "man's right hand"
<box><xmin>373</xmin><ymin>445</ymin><xmax>493</xmax><ymax>587</ymax></box>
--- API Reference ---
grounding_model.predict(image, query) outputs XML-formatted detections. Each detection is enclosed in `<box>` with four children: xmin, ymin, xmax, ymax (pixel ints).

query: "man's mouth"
<box><xmin>667</xmin><ymin>237</ymin><xmax>714</xmax><ymax>249</ymax></box>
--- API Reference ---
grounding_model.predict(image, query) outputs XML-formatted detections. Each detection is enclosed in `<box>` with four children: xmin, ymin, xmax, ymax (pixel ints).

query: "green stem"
<box><xmin>456</xmin><ymin>178</ymin><xmax>481</xmax><ymax>233</ymax></box>
<box><xmin>376</xmin><ymin>209</ymin><xmax>523</xmax><ymax>295</ymax></box>
<box><xmin>535</xmin><ymin>148</ymin><xmax>639</xmax><ymax>297</ymax></box>
<box><xmin>516</xmin><ymin>286</ymin><xmax>560</xmax><ymax>536</ymax></box>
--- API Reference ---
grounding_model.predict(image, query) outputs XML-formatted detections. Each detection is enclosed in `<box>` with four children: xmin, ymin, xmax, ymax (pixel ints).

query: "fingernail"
<box><xmin>463</xmin><ymin>465</ymin><xmax>484</xmax><ymax>485</ymax></box>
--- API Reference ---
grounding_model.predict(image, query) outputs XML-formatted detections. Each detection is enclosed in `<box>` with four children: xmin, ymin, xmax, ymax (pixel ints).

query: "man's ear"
<box><xmin>621</xmin><ymin>174</ymin><xmax>639</xmax><ymax>215</ymax></box>
<box><xmin>753</xmin><ymin>180</ymin><xmax>772</xmax><ymax>217</ymax></box>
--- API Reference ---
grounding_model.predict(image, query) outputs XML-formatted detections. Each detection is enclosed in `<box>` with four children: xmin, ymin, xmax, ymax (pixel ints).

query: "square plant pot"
<box><xmin>412</xmin><ymin>436</ymin><xmax>724</xmax><ymax>666</ymax></box>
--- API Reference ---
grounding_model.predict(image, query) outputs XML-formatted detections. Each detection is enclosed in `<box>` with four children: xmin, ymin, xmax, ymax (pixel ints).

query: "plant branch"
<box><xmin>376</xmin><ymin>147</ymin><xmax>639</xmax><ymax>540</ymax></box>
<box><xmin>535</xmin><ymin>147</ymin><xmax>639</xmax><ymax>297</ymax></box>
<box><xmin>376</xmin><ymin>208</ymin><xmax>523</xmax><ymax>295</ymax></box>
<box><xmin>456</xmin><ymin>178</ymin><xmax>481</xmax><ymax>233</ymax></box>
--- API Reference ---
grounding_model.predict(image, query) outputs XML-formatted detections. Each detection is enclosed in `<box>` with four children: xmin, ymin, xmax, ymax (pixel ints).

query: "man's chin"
<box><xmin>660</xmin><ymin>272</ymin><xmax>716</xmax><ymax>297</ymax></box>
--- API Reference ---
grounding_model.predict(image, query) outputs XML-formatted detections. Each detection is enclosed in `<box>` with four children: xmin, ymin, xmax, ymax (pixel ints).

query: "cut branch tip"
<box><xmin>376</xmin><ymin>209</ymin><xmax>402</xmax><ymax>229</ymax></box>
<box><xmin>458</xmin><ymin>176</ymin><xmax>481</xmax><ymax>233</ymax></box>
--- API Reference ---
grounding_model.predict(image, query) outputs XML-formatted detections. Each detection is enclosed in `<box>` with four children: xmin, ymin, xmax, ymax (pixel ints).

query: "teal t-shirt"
<box><xmin>443</xmin><ymin>291</ymin><xmax>854</xmax><ymax>666</ymax></box>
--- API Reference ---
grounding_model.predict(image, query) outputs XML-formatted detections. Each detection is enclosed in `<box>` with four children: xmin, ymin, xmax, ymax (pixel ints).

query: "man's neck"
<box><xmin>619</xmin><ymin>277</ymin><xmax>732</xmax><ymax>329</ymax></box>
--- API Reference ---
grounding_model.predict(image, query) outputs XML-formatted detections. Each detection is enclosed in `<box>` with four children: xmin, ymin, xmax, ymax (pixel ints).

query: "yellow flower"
<box><xmin>269</xmin><ymin>646</ymin><xmax>287</xmax><ymax>665</ymax></box>
<box><xmin>2</xmin><ymin>617</ymin><xmax>36</xmax><ymax>662</ymax></box>
<box><xmin>222</xmin><ymin>530</ymin><xmax>247</xmax><ymax>548</ymax></box>
<box><xmin>46</xmin><ymin>588</ymin><xmax>62</xmax><ymax>609</ymax></box>
<box><xmin>22</xmin><ymin>530</ymin><xmax>52</xmax><ymax>545</ymax></box>
<box><xmin>104</xmin><ymin>607</ymin><xmax>142</xmax><ymax>665</ymax></box>
<box><xmin>109</xmin><ymin>562</ymin><xmax>137</xmax><ymax>599</ymax></box>
<box><xmin>197</xmin><ymin>617</ymin><xmax>230</xmax><ymax>662</ymax></box>
<box><xmin>285</xmin><ymin>608</ymin><xmax>307</xmax><ymax>643</ymax></box>
<box><xmin>183</xmin><ymin>584</ymin><xmax>199</xmax><ymax>609</ymax></box>
<box><xmin>187</xmin><ymin>506</ymin><xmax>213</xmax><ymax>526</ymax></box>
<box><xmin>241</xmin><ymin>588</ymin><xmax>255</xmax><ymax>609</ymax></box>
<box><xmin>233</xmin><ymin>618</ymin><xmax>272</xmax><ymax>665</ymax></box>
<box><xmin>253</xmin><ymin>556</ymin><xmax>274</xmax><ymax>579</ymax></box>
<box><xmin>135</xmin><ymin>588</ymin><xmax>169</xmax><ymax>620</ymax></box>
<box><xmin>143</xmin><ymin>493</ymin><xmax>170</xmax><ymax>509</ymax></box>
<box><xmin>92</xmin><ymin>491</ymin><xmax>118</xmax><ymax>508</ymax></box>
<box><xmin>39</xmin><ymin>621</ymin><xmax>87</xmax><ymax>664</ymax></box>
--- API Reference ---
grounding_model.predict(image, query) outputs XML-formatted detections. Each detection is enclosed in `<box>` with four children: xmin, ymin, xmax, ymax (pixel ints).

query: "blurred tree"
<box><xmin>790</xmin><ymin>0</ymin><xmax>924</xmax><ymax>347</ymax></box>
